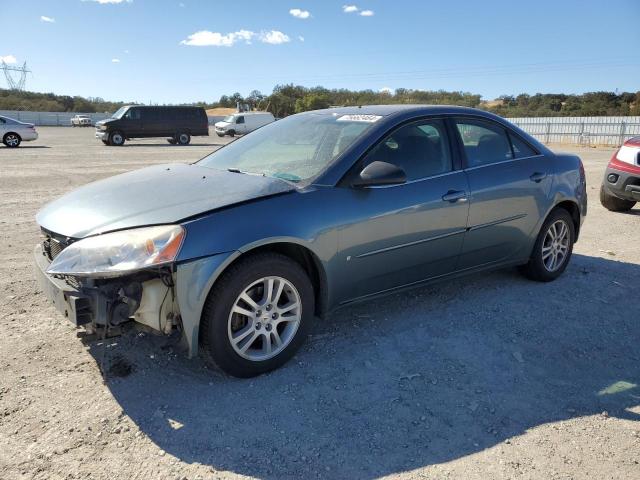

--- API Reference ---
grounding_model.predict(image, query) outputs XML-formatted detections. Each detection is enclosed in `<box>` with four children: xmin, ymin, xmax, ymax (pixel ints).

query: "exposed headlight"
<box><xmin>47</xmin><ymin>225</ymin><xmax>185</xmax><ymax>278</ymax></box>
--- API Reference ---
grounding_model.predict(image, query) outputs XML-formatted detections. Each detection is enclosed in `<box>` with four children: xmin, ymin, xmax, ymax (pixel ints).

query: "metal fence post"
<box><xmin>618</xmin><ymin>122</ymin><xmax>626</xmax><ymax>146</ymax></box>
<box><xmin>545</xmin><ymin>122</ymin><xmax>551</xmax><ymax>144</ymax></box>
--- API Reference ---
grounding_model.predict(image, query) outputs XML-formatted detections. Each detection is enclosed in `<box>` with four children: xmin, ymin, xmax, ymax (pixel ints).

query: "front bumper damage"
<box><xmin>34</xmin><ymin>242</ymin><xmax>180</xmax><ymax>340</ymax></box>
<box><xmin>34</xmin><ymin>243</ymin><xmax>235</xmax><ymax>358</ymax></box>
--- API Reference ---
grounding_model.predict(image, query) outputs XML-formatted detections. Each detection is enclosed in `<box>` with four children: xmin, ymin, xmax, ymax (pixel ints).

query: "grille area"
<box><xmin>42</xmin><ymin>230</ymin><xmax>73</xmax><ymax>262</ymax></box>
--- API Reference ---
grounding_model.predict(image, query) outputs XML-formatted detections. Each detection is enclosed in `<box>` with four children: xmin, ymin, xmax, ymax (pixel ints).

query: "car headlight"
<box><xmin>47</xmin><ymin>225</ymin><xmax>185</xmax><ymax>278</ymax></box>
<box><xmin>100</xmin><ymin>125</ymin><xmax>108</xmax><ymax>131</ymax></box>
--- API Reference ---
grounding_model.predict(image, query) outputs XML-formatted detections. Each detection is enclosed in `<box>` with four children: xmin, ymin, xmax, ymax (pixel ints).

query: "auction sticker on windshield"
<box><xmin>336</xmin><ymin>114</ymin><xmax>383</xmax><ymax>123</ymax></box>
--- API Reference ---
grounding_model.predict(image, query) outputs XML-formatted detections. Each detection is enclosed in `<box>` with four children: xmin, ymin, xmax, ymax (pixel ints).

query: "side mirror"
<box><xmin>351</xmin><ymin>161</ymin><xmax>407</xmax><ymax>188</ymax></box>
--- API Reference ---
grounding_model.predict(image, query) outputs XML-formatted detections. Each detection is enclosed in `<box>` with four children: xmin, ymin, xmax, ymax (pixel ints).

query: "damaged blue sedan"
<box><xmin>35</xmin><ymin>106</ymin><xmax>587</xmax><ymax>377</ymax></box>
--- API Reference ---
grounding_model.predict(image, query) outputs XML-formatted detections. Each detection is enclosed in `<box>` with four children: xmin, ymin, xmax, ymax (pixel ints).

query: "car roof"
<box><xmin>624</xmin><ymin>136</ymin><xmax>640</xmax><ymax>147</ymax></box>
<box><xmin>305</xmin><ymin>104</ymin><xmax>494</xmax><ymax>117</ymax></box>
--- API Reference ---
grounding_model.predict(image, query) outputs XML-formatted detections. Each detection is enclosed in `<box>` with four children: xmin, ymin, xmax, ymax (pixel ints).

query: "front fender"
<box><xmin>175</xmin><ymin>251</ymin><xmax>239</xmax><ymax>358</ymax></box>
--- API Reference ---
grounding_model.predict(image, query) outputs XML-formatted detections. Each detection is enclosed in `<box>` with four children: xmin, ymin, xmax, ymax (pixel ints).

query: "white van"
<box><xmin>214</xmin><ymin>112</ymin><xmax>275</xmax><ymax>137</ymax></box>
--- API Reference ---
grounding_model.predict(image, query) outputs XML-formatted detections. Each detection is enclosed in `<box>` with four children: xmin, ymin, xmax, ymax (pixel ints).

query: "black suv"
<box><xmin>95</xmin><ymin>106</ymin><xmax>209</xmax><ymax>146</ymax></box>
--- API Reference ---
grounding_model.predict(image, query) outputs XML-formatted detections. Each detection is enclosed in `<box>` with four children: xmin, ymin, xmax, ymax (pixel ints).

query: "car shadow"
<box><xmin>89</xmin><ymin>253</ymin><xmax>640</xmax><ymax>479</ymax></box>
<box><xmin>0</xmin><ymin>145</ymin><xmax>51</xmax><ymax>149</ymax></box>
<box><xmin>118</xmin><ymin>143</ymin><xmax>227</xmax><ymax>148</ymax></box>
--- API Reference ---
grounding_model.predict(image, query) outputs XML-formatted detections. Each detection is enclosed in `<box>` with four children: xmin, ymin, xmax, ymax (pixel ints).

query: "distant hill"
<box><xmin>1</xmin><ymin>86</ymin><xmax>638</xmax><ymax>118</ymax></box>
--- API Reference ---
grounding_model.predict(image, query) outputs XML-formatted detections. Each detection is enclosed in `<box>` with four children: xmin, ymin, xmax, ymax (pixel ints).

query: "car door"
<box><xmin>122</xmin><ymin>107</ymin><xmax>143</xmax><ymax>137</ymax></box>
<box><xmin>235</xmin><ymin>115</ymin><xmax>246</xmax><ymax>134</ymax></box>
<box><xmin>453</xmin><ymin>117</ymin><xmax>554</xmax><ymax>269</ymax></box>
<box><xmin>336</xmin><ymin>118</ymin><xmax>470</xmax><ymax>301</ymax></box>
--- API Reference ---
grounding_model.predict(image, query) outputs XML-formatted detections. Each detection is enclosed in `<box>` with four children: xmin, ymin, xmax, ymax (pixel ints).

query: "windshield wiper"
<box><xmin>227</xmin><ymin>168</ymin><xmax>245</xmax><ymax>174</ymax></box>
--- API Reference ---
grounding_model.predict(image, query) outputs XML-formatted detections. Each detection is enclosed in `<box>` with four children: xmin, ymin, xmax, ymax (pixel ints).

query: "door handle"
<box><xmin>530</xmin><ymin>172</ymin><xmax>547</xmax><ymax>183</ymax></box>
<box><xmin>442</xmin><ymin>190</ymin><xmax>468</xmax><ymax>203</ymax></box>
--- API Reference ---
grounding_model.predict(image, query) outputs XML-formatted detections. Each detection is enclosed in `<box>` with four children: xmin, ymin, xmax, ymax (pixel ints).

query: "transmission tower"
<box><xmin>1</xmin><ymin>61</ymin><xmax>30</xmax><ymax>91</ymax></box>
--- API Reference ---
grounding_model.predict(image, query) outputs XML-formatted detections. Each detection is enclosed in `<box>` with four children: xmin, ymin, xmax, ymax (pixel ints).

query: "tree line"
<box><xmin>1</xmin><ymin>86</ymin><xmax>639</xmax><ymax>117</ymax></box>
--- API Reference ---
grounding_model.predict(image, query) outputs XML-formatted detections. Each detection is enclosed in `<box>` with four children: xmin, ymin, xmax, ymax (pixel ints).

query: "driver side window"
<box><xmin>125</xmin><ymin>108</ymin><xmax>141</xmax><ymax>121</ymax></box>
<box><xmin>362</xmin><ymin>119</ymin><xmax>452</xmax><ymax>181</ymax></box>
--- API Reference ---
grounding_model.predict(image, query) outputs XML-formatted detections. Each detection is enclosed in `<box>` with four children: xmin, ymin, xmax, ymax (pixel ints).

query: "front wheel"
<box><xmin>600</xmin><ymin>184</ymin><xmax>635</xmax><ymax>212</ymax></box>
<box><xmin>108</xmin><ymin>131</ymin><xmax>125</xmax><ymax>146</ymax></box>
<box><xmin>520</xmin><ymin>208</ymin><xmax>575</xmax><ymax>282</ymax></box>
<box><xmin>200</xmin><ymin>253</ymin><xmax>314</xmax><ymax>378</ymax></box>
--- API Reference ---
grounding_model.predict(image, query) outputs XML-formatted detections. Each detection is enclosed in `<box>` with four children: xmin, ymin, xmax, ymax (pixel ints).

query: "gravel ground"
<box><xmin>1</xmin><ymin>127</ymin><xmax>639</xmax><ymax>480</ymax></box>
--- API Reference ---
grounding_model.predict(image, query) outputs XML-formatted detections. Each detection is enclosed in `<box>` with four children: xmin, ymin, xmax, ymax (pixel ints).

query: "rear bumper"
<box><xmin>21</xmin><ymin>131</ymin><xmax>38</xmax><ymax>141</ymax></box>
<box><xmin>603</xmin><ymin>165</ymin><xmax>640</xmax><ymax>202</ymax></box>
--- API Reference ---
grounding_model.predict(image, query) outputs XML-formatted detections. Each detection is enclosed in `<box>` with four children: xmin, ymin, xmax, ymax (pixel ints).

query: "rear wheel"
<box><xmin>600</xmin><ymin>184</ymin><xmax>635</xmax><ymax>212</ymax></box>
<box><xmin>108</xmin><ymin>131</ymin><xmax>125</xmax><ymax>146</ymax></box>
<box><xmin>200</xmin><ymin>253</ymin><xmax>314</xmax><ymax>378</ymax></box>
<box><xmin>176</xmin><ymin>132</ymin><xmax>191</xmax><ymax>145</ymax></box>
<box><xmin>520</xmin><ymin>208</ymin><xmax>575</xmax><ymax>282</ymax></box>
<box><xmin>3</xmin><ymin>132</ymin><xmax>21</xmax><ymax>148</ymax></box>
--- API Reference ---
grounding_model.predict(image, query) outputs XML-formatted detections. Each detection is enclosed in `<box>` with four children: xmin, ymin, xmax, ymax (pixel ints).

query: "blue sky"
<box><xmin>1</xmin><ymin>0</ymin><xmax>639</xmax><ymax>104</ymax></box>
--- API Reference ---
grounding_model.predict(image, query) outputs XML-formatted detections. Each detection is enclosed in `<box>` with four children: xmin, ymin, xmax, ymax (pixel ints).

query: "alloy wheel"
<box><xmin>227</xmin><ymin>276</ymin><xmax>302</xmax><ymax>361</ymax></box>
<box><xmin>542</xmin><ymin>220</ymin><xmax>570</xmax><ymax>272</ymax></box>
<box><xmin>5</xmin><ymin>134</ymin><xmax>19</xmax><ymax>147</ymax></box>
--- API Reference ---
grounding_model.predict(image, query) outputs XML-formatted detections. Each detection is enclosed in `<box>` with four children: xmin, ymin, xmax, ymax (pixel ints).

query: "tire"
<box><xmin>520</xmin><ymin>208</ymin><xmax>575</xmax><ymax>282</ymax></box>
<box><xmin>101</xmin><ymin>140</ymin><xmax>109</xmax><ymax>145</ymax></box>
<box><xmin>167</xmin><ymin>138</ymin><xmax>177</xmax><ymax>145</ymax></box>
<box><xmin>216</xmin><ymin>133</ymin><xmax>225</xmax><ymax>137</ymax></box>
<box><xmin>227</xmin><ymin>130</ymin><xmax>235</xmax><ymax>137</ymax></box>
<box><xmin>176</xmin><ymin>132</ymin><xmax>191</xmax><ymax>145</ymax></box>
<box><xmin>3</xmin><ymin>132</ymin><xmax>21</xmax><ymax>148</ymax></box>
<box><xmin>599</xmin><ymin>184</ymin><xmax>635</xmax><ymax>212</ymax></box>
<box><xmin>200</xmin><ymin>252</ymin><xmax>314</xmax><ymax>378</ymax></box>
<box><xmin>108</xmin><ymin>131</ymin><xmax>125</xmax><ymax>146</ymax></box>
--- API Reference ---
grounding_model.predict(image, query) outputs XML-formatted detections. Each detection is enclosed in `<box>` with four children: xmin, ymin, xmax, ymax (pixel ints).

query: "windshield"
<box><xmin>222</xmin><ymin>115</ymin><xmax>236</xmax><ymax>123</ymax></box>
<box><xmin>111</xmin><ymin>107</ymin><xmax>129</xmax><ymax>119</ymax></box>
<box><xmin>198</xmin><ymin>113</ymin><xmax>376</xmax><ymax>183</ymax></box>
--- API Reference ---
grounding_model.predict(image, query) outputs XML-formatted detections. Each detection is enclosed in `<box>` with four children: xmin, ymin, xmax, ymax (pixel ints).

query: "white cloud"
<box><xmin>289</xmin><ymin>8</ymin><xmax>310</xmax><ymax>19</ymax></box>
<box><xmin>0</xmin><ymin>55</ymin><xmax>17</xmax><ymax>64</ymax></box>
<box><xmin>40</xmin><ymin>15</ymin><xmax>55</xmax><ymax>23</ymax></box>
<box><xmin>82</xmin><ymin>0</ymin><xmax>132</xmax><ymax>4</ymax></box>
<box><xmin>259</xmin><ymin>30</ymin><xmax>290</xmax><ymax>45</ymax></box>
<box><xmin>111</xmin><ymin>58</ymin><xmax>120</xmax><ymax>63</ymax></box>
<box><xmin>379</xmin><ymin>87</ymin><xmax>394</xmax><ymax>94</ymax></box>
<box><xmin>298</xmin><ymin>35</ymin><xmax>305</xmax><ymax>42</ymax></box>
<box><xmin>359</xmin><ymin>9</ymin><xmax>374</xmax><ymax>16</ymax></box>
<box><xmin>180</xmin><ymin>30</ymin><xmax>254</xmax><ymax>47</ymax></box>
<box><xmin>343</xmin><ymin>5</ymin><xmax>358</xmax><ymax>13</ymax></box>
<box><xmin>181</xmin><ymin>29</ymin><xmax>290</xmax><ymax>47</ymax></box>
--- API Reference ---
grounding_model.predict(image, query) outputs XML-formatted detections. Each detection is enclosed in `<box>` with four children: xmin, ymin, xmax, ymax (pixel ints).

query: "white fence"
<box><xmin>2</xmin><ymin>110</ymin><xmax>639</xmax><ymax>145</ymax></box>
<box><xmin>0</xmin><ymin>110</ymin><xmax>226</xmax><ymax>126</ymax></box>
<box><xmin>508</xmin><ymin>116</ymin><xmax>640</xmax><ymax>146</ymax></box>
<box><xmin>0</xmin><ymin>110</ymin><xmax>110</xmax><ymax>126</ymax></box>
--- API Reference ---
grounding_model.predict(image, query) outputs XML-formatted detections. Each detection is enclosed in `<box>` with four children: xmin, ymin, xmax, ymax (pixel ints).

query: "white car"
<box><xmin>0</xmin><ymin>115</ymin><xmax>38</xmax><ymax>148</ymax></box>
<box><xmin>71</xmin><ymin>114</ymin><xmax>92</xmax><ymax>127</ymax></box>
<box><xmin>214</xmin><ymin>112</ymin><xmax>275</xmax><ymax>137</ymax></box>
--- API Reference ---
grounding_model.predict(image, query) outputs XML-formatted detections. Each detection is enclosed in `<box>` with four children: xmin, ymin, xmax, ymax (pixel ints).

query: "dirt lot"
<box><xmin>1</xmin><ymin>127</ymin><xmax>639</xmax><ymax>480</ymax></box>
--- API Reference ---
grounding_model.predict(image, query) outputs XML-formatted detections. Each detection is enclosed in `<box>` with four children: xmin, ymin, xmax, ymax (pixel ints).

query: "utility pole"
<box><xmin>1</xmin><ymin>61</ymin><xmax>31</xmax><ymax>91</ymax></box>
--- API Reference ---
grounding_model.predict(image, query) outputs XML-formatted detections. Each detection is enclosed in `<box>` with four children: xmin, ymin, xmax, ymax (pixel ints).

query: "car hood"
<box><xmin>95</xmin><ymin>119</ymin><xmax>116</xmax><ymax>126</ymax></box>
<box><xmin>36</xmin><ymin>163</ymin><xmax>295</xmax><ymax>238</ymax></box>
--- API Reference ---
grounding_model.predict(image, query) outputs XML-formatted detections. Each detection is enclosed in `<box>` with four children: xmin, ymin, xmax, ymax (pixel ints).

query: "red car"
<box><xmin>600</xmin><ymin>136</ymin><xmax>640</xmax><ymax>211</ymax></box>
